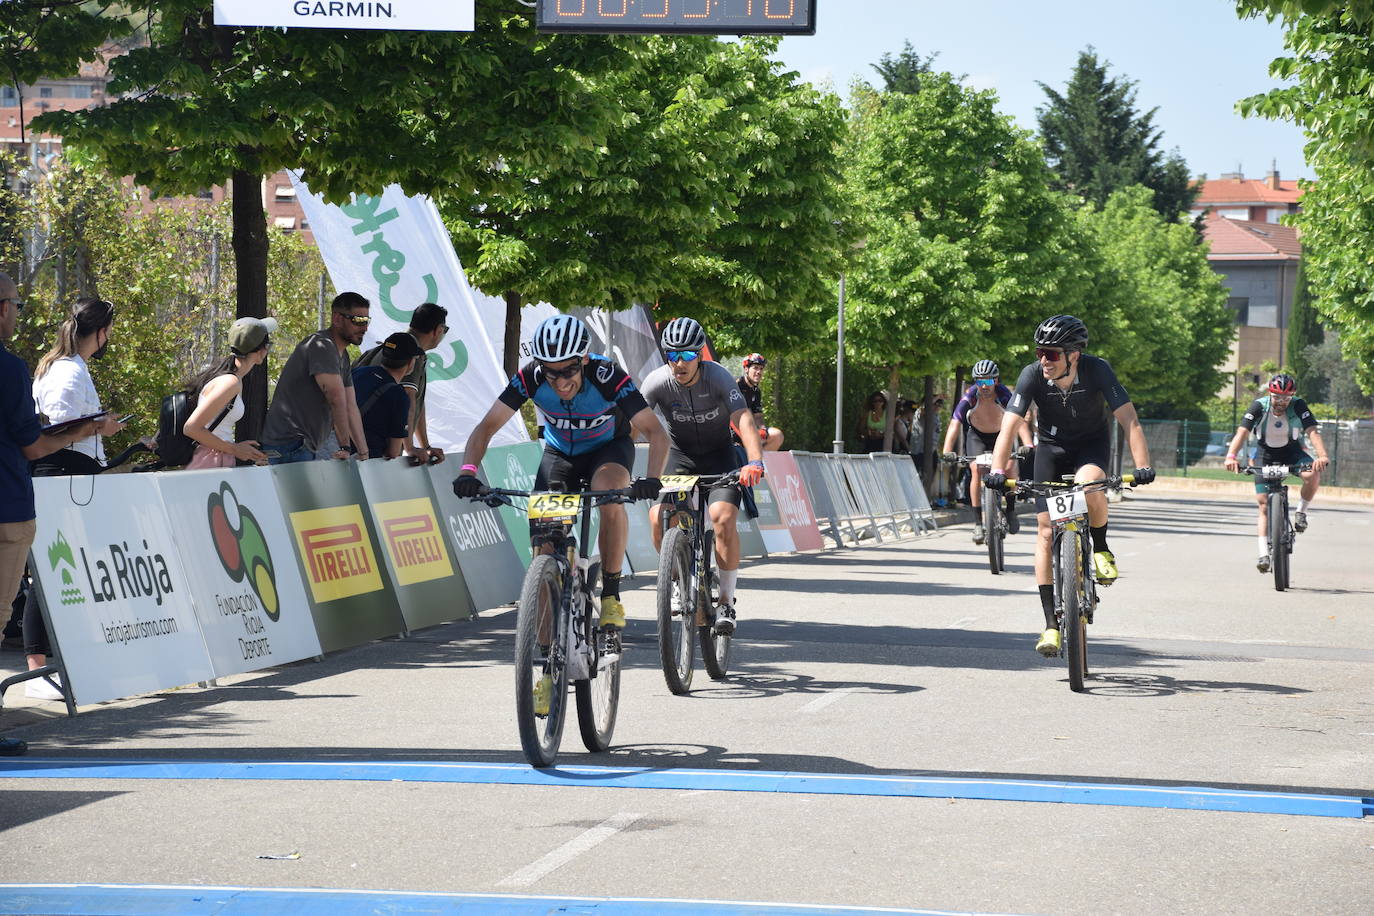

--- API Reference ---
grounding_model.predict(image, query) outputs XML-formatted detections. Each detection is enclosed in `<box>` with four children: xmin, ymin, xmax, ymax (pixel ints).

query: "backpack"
<box><xmin>155</xmin><ymin>389</ymin><xmax>234</xmax><ymax>467</ymax></box>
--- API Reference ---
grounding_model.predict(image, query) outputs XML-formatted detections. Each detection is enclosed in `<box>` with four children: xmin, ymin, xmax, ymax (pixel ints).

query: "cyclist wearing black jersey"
<box><xmin>735</xmin><ymin>353</ymin><xmax>784</xmax><ymax>452</ymax></box>
<box><xmin>641</xmin><ymin>318</ymin><xmax>765</xmax><ymax>636</ymax></box>
<box><xmin>986</xmin><ymin>315</ymin><xmax>1155</xmax><ymax>657</ymax></box>
<box><xmin>454</xmin><ymin>314</ymin><xmax>669</xmax><ymax>630</ymax></box>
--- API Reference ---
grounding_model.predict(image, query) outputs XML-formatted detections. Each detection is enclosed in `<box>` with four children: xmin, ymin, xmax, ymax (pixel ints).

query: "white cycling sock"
<box><xmin>1257</xmin><ymin>536</ymin><xmax>1269</xmax><ymax>557</ymax></box>
<box><xmin>1298</xmin><ymin>498</ymin><xmax>1312</xmax><ymax>513</ymax></box>
<box><xmin>718</xmin><ymin>567</ymin><xmax>738</xmax><ymax>604</ymax></box>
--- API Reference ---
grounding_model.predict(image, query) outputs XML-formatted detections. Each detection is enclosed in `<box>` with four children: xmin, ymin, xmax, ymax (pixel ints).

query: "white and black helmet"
<box><xmin>972</xmin><ymin>359</ymin><xmax>999</xmax><ymax>380</ymax></box>
<box><xmin>660</xmin><ymin>316</ymin><xmax>707</xmax><ymax>352</ymax></box>
<box><xmin>530</xmin><ymin>314</ymin><xmax>591</xmax><ymax>363</ymax></box>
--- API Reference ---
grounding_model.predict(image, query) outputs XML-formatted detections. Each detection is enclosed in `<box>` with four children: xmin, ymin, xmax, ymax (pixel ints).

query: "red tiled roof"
<box><xmin>1193</xmin><ymin>176</ymin><xmax>1303</xmax><ymax>206</ymax></box>
<box><xmin>1202</xmin><ymin>213</ymin><xmax>1301</xmax><ymax>260</ymax></box>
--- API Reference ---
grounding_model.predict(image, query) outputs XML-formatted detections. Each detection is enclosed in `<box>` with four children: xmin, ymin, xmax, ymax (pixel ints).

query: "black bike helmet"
<box><xmin>1034</xmin><ymin>314</ymin><xmax>1089</xmax><ymax>350</ymax></box>
<box><xmin>971</xmin><ymin>359</ymin><xmax>999</xmax><ymax>380</ymax></box>
<box><xmin>1267</xmin><ymin>373</ymin><xmax>1297</xmax><ymax>396</ymax></box>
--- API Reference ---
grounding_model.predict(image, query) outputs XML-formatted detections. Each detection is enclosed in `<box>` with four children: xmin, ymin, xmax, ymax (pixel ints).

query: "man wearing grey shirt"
<box><xmin>262</xmin><ymin>292</ymin><xmax>371</xmax><ymax>463</ymax></box>
<box><xmin>640</xmin><ymin>317</ymin><xmax>765</xmax><ymax>635</ymax></box>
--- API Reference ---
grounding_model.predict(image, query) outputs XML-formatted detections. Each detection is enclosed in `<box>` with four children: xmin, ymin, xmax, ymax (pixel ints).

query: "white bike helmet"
<box><xmin>660</xmin><ymin>317</ymin><xmax>707</xmax><ymax>351</ymax></box>
<box><xmin>530</xmin><ymin>314</ymin><xmax>591</xmax><ymax>362</ymax></box>
<box><xmin>972</xmin><ymin>359</ymin><xmax>999</xmax><ymax>380</ymax></box>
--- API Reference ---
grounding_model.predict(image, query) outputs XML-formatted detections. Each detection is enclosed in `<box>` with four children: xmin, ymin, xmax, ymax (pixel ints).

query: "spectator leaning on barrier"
<box><xmin>354</xmin><ymin>302</ymin><xmax>448</xmax><ymax>464</ymax></box>
<box><xmin>31</xmin><ymin>297</ymin><xmax>124</xmax><ymax>475</ymax></box>
<box><xmin>261</xmin><ymin>291</ymin><xmax>370</xmax><ymax>464</ymax></box>
<box><xmin>183</xmin><ymin>317</ymin><xmax>275</xmax><ymax>469</ymax></box>
<box><xmin>0</xmin><ymin>273</ymin><xmax>99</xmax><ymax>725</ymax></box>
<box><xmin>352</xmin><ymin>332</ymin><xmax>423</xmax><ymax>460</ymax></box>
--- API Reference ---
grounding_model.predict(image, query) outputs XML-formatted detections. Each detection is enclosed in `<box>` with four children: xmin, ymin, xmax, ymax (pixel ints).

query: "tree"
<box><xmin>1286</xmin><ymin>259</ymin><xmax>1326</xmax><ymax>401</ymax></box>
<box><xmin>1037</xmin><ymin>48</ymin><xmax>1198</xmax><ymax>220</ymax></box>
<box><xmin>1236</xmin><ymin>5</ymin><xmax>1374</xmax><ymax>391</ymax></box>
<box><xmin>1303</xmin><ymin>335</ymin><xmax>1368</xmax><ymax>418</ymax></box>
<box><xmin>871</xmin><ymin>41</ymin><xmax>940</xmax><ymax>95</ymax></box>
<box><xmin>32</xmin><ymin>1</ymin><xmax>629</xmax><ymax>431</ymax></box>
<box><xmin>842</xmin><ymin>74</ymin><xmax>1088</xmax><ymax>454</ymax></box>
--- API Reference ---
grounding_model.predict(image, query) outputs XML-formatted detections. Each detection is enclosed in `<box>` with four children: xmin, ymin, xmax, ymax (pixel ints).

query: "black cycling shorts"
<box><xmin>660</xmin><ymin>446</ymin><xmax>742</xmax><ymax>507</ymax></box>
<box><xmin>963</xmin><ymin>426</ymin><xmax>1000</xmax><ymax>456</ymax></box>
<box><xmin>1251</xmin><ymin>442</ymin><xmax>1314</xmax><ymax>493</ymax></box>
<box><xmin>1032</xmin><ymin>436</ymin><xmax>1112</xmax><ymax>512</ymax></box>
<box><xmin>536</xmin><ymin>436</ymin><xmax>635</xmax><ymax>493</ymax></box>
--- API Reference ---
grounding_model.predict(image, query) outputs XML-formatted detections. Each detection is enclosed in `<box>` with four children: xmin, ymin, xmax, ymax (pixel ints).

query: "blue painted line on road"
<box><xmin>0</xmin><ymin>885</ymin><xmax>983</xmax><ymax>916</ymax></box>
<box><xmin>2</xmin><ymin>757</ymin><xmax>1368</xmax><ymax>819</ymax></box>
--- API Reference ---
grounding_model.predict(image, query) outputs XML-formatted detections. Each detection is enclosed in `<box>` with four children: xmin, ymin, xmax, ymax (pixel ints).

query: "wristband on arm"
<box><xmin>461</xmin><ymin>463</ymin><xmax>479</xmax><ymax>475</ymax></box>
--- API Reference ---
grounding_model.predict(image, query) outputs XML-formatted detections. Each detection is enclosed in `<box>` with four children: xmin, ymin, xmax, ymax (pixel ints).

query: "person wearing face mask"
<box><xmin>985</xmin><ymin>315</ymin><xmax>1155</xmax><ymax>658</ymax></box>
<box><xmin>31</xmin><ymin>297</ymin><xmax>124</xmax><ymax>476</ymax></box>
<box><xmin>941</xmin><ymin>360</ymin><xmax>1032</xmax><ymax>544</ymax></box>
<box><xmin>1223</xmin><ymin>373</ymin><xmax>1329</xmax><ymax>572</ymax></box>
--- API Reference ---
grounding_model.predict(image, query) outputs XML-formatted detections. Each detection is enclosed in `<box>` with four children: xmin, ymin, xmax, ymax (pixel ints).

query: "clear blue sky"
<box><xmin>774</xmin><ymin>0</ymin><xmax>1307</xmax><ymax>181</ymax></box>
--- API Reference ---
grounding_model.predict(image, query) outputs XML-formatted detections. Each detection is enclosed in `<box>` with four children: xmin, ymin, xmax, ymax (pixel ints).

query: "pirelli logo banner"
<box><xmin>375</xmin><ymin>499</ymin><xmax>453</xmax><ymax>587</ymax></box>
<box><xmin>213</xmin><ymin>0</ymin><xmax>474</xmax><ymax>31</ymax></box>
<box><xmin>290</xmin><ymin>505</ymin><xmax>386</xmax><ymax>604</ymax></box>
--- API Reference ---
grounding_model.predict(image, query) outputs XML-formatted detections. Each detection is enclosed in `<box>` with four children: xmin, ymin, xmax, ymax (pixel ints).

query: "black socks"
<box><xmin>601</xmin><ymin>570</ymin><xmax>621</xmax><ymax>600</ymax></box>
<box><xmin>1039</xmin><ymin>585</ymin><xmax>1056</xmax><ymax>628</ymax></box>
<box><xmin>1090</xmin><ymin>524</ymin><xmax>1109</xmax><ymax>554</ymax></box>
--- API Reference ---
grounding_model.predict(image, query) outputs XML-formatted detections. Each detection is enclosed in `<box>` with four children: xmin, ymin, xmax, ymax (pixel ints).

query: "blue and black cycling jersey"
<box><xmin>498</xmin><ymin>354</ymin><xmax>649</xmax><ymax>457</ymax></box>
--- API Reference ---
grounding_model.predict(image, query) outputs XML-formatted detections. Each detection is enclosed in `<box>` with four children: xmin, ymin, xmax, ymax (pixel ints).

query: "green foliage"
<box><xmin>1286</xmin><ymin>259</ymin><xmax>1325</xmax><ymax>400</ymax></box>
<box><xmin>1037</xmin><ymin>48</ymin><xmax>1198</xmax><ymax>220</ymax></box>
<box><xmin>0</xmin><ymin>1</ymin><xmax>129</xmax><ymax>105</ymax></box>
<box><xmin>1236</xmin><ymin>7</ymin><xmax>1374</xmax><ymax>391</ymax></box>
<box><xmin>1303</xmin><ymin>334</ymin><xmax>1370</xmax><ymax>418</ymax></box>
<box><xmin>871</xmin><ymin>41</ymin><xmax>941</xmax><ymax>95</ymax></box>
<box><xmin>7</xmin><ymin>161</ymin><xmax>323</xmax><ymax>456</ymax></box>
<box><xmin>841</xmin><ymin>73</ymin><xmax>1086</xmax><ymax>379</ymax></box>
<box><xmin>1075</xmin><ymin>186</ymin><xmax>1234</xmax><ymax>410</ymax></box>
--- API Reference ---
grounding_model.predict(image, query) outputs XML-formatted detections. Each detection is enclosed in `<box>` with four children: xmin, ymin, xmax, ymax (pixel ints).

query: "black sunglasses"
<box><xmin>2</xmin><ymin>298</ymin><xmax>22</xmax><ymax>312</ymax></box>
<box><xmin>541</xmin><ymin>361</ymin><xmax>582</xmax><ymax>380</ymax></box>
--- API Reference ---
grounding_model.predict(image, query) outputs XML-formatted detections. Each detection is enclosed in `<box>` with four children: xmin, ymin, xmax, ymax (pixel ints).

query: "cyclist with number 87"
<box><xmin>454</xmin><ymin>315</ymin><xmax>669</xmax><ymax>637</ymax></box>
<box><xmin>641</xmin><ymin>318</ymin><xmax>765</xmax><ymax>637</ymax></box>
<box><xmin>985</xmin><ymin>315</ymin><xmax>1155</xmax><ymax>657</ymax></box>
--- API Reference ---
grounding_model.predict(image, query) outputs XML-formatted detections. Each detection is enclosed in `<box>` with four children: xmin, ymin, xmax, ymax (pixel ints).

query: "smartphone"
<box><xmin>115</xmin><ymin>414</ymin><xmax>135</xmax><ymax>424</ymax></box>
<box><xmin>261</xmin><ymin>449</ymin><xmax>281</xmax><ymax>460</ymax></box>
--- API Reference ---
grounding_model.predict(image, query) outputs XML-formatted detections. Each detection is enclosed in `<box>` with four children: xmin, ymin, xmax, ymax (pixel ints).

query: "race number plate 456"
<box><xmin>528</xmin><ymin>493</ymin><xmax>582</xmax><ymax>519</ymax></box>
<box><xmin>1046</xmin><ymin>489</ymin><xmax>1089</xmax><ymax>522</ymax></box>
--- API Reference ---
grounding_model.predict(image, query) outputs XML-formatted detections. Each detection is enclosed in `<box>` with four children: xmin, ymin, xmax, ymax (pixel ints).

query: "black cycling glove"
<box><xmin>984</xmin><ymin>471</ymin><xmax>1008</xmax><ymax>491</ymax></box>
<box><xmin>630</xmin><ymin>477</ymin><xmax>663</xmax><ymax>501</ymax></box>
<box><xmin>1132</xmin><ymin>466</ymin><xmax>1156</xmax><ymax>485</ymax></box>
<box><xmin>452</xmin><ymin>474</ymin><xmax>483</xmax><ymax>498</ymax></box>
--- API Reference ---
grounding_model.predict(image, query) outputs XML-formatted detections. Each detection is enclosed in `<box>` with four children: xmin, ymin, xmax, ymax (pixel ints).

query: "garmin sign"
<box><xmin>213</xmin><ymin>0</ymin><xmax>474</xmax><ymax>30</ymax></box>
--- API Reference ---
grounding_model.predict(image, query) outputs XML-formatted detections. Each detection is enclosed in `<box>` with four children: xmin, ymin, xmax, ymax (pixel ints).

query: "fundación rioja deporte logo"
<box><xmin>208</xmin><ymin>482</ymin><xmax>280</xmax><ymax>621</ymax></box>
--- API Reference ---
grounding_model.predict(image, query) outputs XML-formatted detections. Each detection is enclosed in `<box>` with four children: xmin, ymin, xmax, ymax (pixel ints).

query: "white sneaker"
<box><xmin>26</xmin><ymin>674</ymin><xmax>64</xmax><ymax>701</ymax></box>
<box><xmin>713</xmin><ymin>601</ymin><xmax>737</xmax><ymax>636</ymax></box>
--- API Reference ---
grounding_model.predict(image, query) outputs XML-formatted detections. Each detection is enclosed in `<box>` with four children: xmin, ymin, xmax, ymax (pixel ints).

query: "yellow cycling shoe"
<box><xmin>533</xmin><ymin>674</ymin><xmax>553</xmax><ymax>717</ymax></box>
<box><xmin>1036</xmin><ymin>628</ymin><xmax>1061</xmax><ymax>657</ymax></box>
<box><xmin>1092</xmin><ymin>550</ymin><xmax>1118</xmax><ymax>586</ymax></box>
<box><xmin>598</xmin><ymin>595</ymin><xmax>626</xmax><ymax>629</ymax></box>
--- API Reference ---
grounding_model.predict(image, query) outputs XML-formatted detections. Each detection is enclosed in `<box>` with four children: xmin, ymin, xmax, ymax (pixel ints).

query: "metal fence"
<box><xmin>1135</xmin><ymin>419</ymin><xmax>1374</xmax><ymax>488</ymax></box>
<box><xmin>791</xmin><ymin>451</ymin><xmax>938</xmax><ymax>547</ymax></box>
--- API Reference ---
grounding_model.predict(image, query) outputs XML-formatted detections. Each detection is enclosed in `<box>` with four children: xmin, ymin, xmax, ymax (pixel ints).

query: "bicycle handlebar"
<box><xmin>1004</xmin><ymin>474</ymin><xmax>1134</xmax><ymax>497</ymax></box>
<box><xmin>469</xmin><ymin>485</ymin><xmax>638</xmax><ymax>509</ymax></box>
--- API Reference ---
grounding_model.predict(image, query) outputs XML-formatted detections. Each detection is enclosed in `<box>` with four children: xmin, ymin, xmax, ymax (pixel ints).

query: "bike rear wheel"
<box><xmin>698</xmin><ymin>529</ymin><xmax>732</xmax><ymax>680</ymax></box>
<box><xmin>984</xmin><ymin>491</ymin><xmax>1004</xmax><ymax>574</ymax></box>
<box><xmin>1269</xmin><ymin>492</ymin><xmax>1289</xmax><ymax>591</ymax></box>
<box><xmin>515</xmin><ymin>555</ymin><xmax>568</xmax><ymax>768</ymax></box>
<box><xmin>575</xmin><ymin>619</ymin><xmax>620</xmax><ymax>752</ymax></box>
<box><xmin>1060</xmin><ymin>530</ymin><xmax>1088</xmax><ymax>693</ymax></box>
<box><xmin>655</xmin><ymin>526</ymin><xmax>695</xmax><ymax>695</ymax></box>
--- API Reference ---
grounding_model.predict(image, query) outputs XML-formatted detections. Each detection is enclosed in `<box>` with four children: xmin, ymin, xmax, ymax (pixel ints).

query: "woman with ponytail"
<box><xmin>182</xmin><ymin>317</ymin><xmax>273</xmax><ymax>468</ymax></box>
<box><xmin>31</xmin><ymin>297</ymin><xmax>122</xmax><ymax>475</ymax></box>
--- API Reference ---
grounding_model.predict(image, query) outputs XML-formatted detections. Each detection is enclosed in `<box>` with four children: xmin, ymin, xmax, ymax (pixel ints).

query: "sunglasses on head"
<box><xmin>665</xmin><ymin>350</ymin><xmax>701</xmax><ymax>363</ymax></box>
<box><xmin>541</xmin><ymin>361</ymin><xmax>582</xmax><ymax>380</ymax></box>
<box><xmin>1035</xmin><ymin>347</ymin><xmax>1070</xmax><ymax>362</ymax></box>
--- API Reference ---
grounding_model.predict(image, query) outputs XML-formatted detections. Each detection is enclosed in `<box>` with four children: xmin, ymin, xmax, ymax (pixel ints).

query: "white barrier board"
<box><xmin>30</xmin><ymin>475</ymin><xmax>215</xmax><ymax>705</ymax></box>
<box><xmin>157</xmin><ymin>467</ymin><xmax>323</xmax><ymax>677</ymax></box>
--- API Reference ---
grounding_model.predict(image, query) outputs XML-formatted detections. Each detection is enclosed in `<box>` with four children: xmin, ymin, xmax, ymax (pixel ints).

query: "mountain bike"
<box><xmin>655</xmin><ymin>472</ymin><xmax>741</xmax><ymax>694</ymax></box>
<box><xmin>944</xmin><ymin>453</ymin><xmax>1008</xmax><ymax>574</ymax></box>
<box><xmin>1243</xmin><ymin>464</ymin><xmax>1297</xmax><ymax>592</ymax></box>
<box><xmin>1011</xmin><ymin>474</ymin><xmax>1134</xmax><ymax>693</ymax></box>
<box><xmin>470</xmin><ymin>484</ymin><xmax>638</xmax><ymax>768</ymax></box>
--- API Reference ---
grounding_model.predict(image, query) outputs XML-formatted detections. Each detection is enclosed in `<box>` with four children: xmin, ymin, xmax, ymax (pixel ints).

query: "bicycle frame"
<box><xmin>1244</xmin><ymin>465</ymin><xmax>1296</xmax><ymax>591</ymax></box>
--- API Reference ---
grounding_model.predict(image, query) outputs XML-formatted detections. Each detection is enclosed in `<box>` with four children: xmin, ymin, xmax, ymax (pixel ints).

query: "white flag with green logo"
<box><xmin>290</xmin><ymin>174</ymin><xmax>528</xmax><ymax>451</ymax></box>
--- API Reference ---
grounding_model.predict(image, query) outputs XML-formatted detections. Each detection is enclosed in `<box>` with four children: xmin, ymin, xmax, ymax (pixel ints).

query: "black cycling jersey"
<box><xmin>1007</xmin><ymin>354</ymin><xmax>1131</xmax><ymax>445</ymax></box>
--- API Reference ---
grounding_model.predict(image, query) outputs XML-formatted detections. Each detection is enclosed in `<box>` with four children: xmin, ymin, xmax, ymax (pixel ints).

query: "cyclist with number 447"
<box><xmin>985</xmin><ymin>315</ymin><xmax>1155</xmax><ymax>657</ymax></box>
<box><xmin>641</xmin><ymin>318</ymin><xmax>765</xmax><ymax>637</ymax></box>
<box><xmin>454</xmin><ymin>315</ymin><xmax>669</xmax><ymax>631</ymax></box>
<box><xmin>1223</xmin><ymin>373</ymin><xmax>1329</xmax><ymax>573</ymax></box>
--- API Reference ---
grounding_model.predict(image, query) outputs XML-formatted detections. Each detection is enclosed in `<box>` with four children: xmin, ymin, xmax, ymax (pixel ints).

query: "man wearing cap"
<box><xmin>354</xmin><ymin>302</ymin><xmax>449</xmax><ymax>464</ymax></box>
<box><xmin>735</xmin><ymin>353</ymin><xmax>784</xmax><ymax>452</ymax></box>
<box><xmin>262</xmin><ymin>292</ymin><xmax>370</xmax><ymax>463</ymax></box>
<box><xmin>351</xmin><ymin>332</ymin><xmax>424</xmax><ymax>460</ymax></box>
<box><xmin>183</xmin><ymin>316</ymin><xmax>275</xmax><ymax>468</ymax></box>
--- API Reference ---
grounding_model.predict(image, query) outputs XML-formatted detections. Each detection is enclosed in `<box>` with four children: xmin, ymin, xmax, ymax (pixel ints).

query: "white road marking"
<box><xmin>800</xmin><ymin>689</ymin><xmax>853</xmax><ymax>714</ymax></box>
<box><xmin>496</xmin><ymin>812</ymin><xmax>643</xmax><ymax>888</ymax></box>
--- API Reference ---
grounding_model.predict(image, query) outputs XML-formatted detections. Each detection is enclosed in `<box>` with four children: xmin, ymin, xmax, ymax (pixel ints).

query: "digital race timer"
<box><xmin>536</xmin><ymin>0</ymin><xmax>817</xmax><ymax>35</ymax></box>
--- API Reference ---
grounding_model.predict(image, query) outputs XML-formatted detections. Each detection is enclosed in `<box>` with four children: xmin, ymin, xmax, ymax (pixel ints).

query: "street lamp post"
<box><xmin>833</xmin><ymin>273</ymin><xmax>846</xmax><ymax>454</ymax></box>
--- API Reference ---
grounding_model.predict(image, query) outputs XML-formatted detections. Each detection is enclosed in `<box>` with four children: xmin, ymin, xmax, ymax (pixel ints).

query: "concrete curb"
<box><xmin>1150</xmin><ymin>475</ymin><xmax>1374</xmax><ymax>505</ymax></box>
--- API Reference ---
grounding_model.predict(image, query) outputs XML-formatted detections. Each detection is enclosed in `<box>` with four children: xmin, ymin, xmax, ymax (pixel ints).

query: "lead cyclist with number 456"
<box><xmin>986</xmin><ymin>315</ymin><xmax>1155</xmax><ymax>657</ymax></box>
<box><xmin>641</xmin><ymin>318</ymin><xmax>765</xmax><ymax>637</ymax></box>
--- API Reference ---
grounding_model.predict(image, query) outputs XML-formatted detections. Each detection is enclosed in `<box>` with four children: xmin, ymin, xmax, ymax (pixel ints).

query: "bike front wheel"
<box><xmin>656</xmin><ymin>526</ymin><xmax>696</xmax><ymax>695</ymax></box>
<box><xmin>984</xmin><ymin>492</ymin><xmax>1004</xmax><ymax>574</ymax></box>
<box><xmin>1060</xmin><ymin>530</ymin><xmax>1088</xmax><ymax>693</ymax></box>
<box><xmin>1268</xmin><ymin>492</ymin><xmax>1290</xmax><ymax>591</ymax></box>
<box><xmin>698</xmin><ymin>530</ymin><xmax>731</xmax><ymax>680</ymax></box>
<box><xmin>515</xmin><ymin>555</ymin><xmax>569</xmax><ymax>767</ymax></box>
<box><xmin>575</xmin><ymin>619</ymin><xmax>620</xmax><ymax>753</ymax></box>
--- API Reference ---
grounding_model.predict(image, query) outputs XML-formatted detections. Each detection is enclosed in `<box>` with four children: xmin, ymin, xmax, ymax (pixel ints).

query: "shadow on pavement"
<box><xmin>0</xmin><ymin>789</ymin><xmax>127</xmax><ymax>832</ymax></box>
